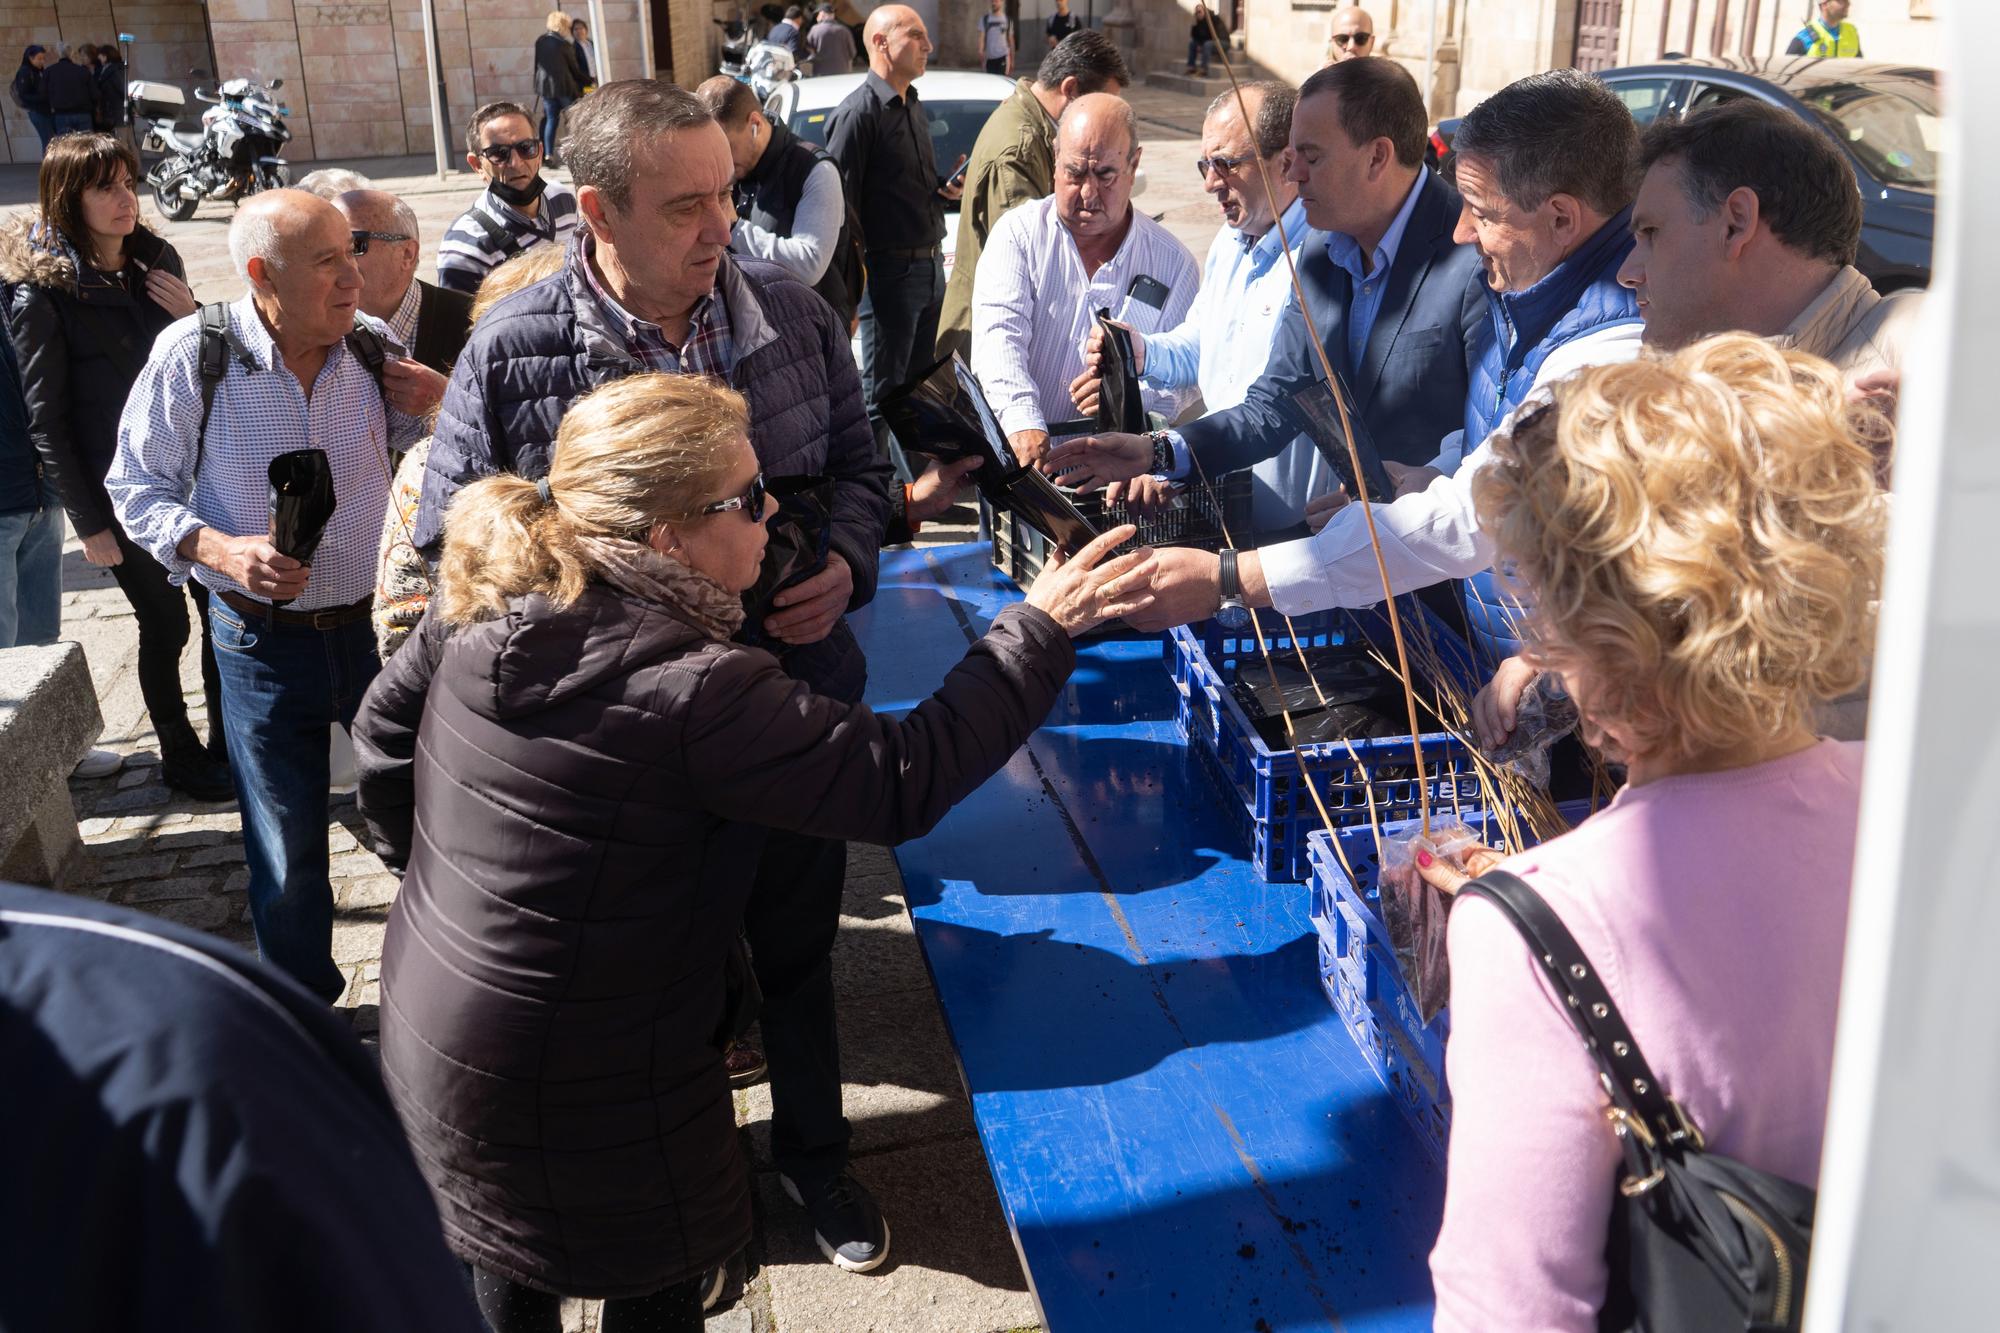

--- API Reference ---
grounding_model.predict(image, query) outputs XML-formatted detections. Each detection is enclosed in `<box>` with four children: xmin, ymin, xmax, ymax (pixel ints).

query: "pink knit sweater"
<box><xmin>1429</xmin><ymin>739</ymin><xmax>1863</xmax><ymax>1331</ymax></box>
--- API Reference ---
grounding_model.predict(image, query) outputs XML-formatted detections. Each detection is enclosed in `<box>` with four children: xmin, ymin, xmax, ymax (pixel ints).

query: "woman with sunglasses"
<box><xmin>0</xmin><ymin>132</ymin><xmax>231</xmax><ymax>797</ymax></box>
<box><xmin>352</xmin><ymin>372</ymin><xmax>1153</xmax><ymax>1331</ymax></box>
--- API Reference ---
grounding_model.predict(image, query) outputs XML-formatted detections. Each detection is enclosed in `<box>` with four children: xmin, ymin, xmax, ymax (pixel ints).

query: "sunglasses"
<box><xmin>1331</xmin><ymin>31</ymin><xmax>1374</xmax><ymax>46</ymax></box>
<box><xmin>349</xmin><ymin>230</ymin><xmax>412</xmax><ymax>256</ymax></box>
<box><xmin>477</xmin><ymin>138</ymin><xmax>544</xmax><ymax>165</ymax></box>
<box><xmin>700</xmin><ymin>472</ymin><xmax>768</xmax><ymax>522</ymax></box>
<box><xmin>1195</xmin><ymin>151</ymin><xmax>1257</xmax><ymax>181</ymax></box>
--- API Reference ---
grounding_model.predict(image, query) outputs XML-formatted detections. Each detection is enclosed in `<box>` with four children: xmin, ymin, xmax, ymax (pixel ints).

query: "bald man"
<box><xmin>333</xmin><ymin>188</ymin><xmax>472</xmax><ymax>380</ymax></box>
<box><xmin>826</xmin><ymin>4</ymin><xmax>964</xmax><ymax>457</ymax></box>
<box><xmin>1326</xmin><ymin>5</ymin><xmax>1377</xmax><ymax>62</ymax></box>
<box><xmin>970</xmin><ymin>93</ymin><xmax>1199</xmax><ymax>465</ymax></box>
<box><xmin>108</xmin><ymin>188</ymin><xmax>425</xmax><ymax>1003</ymax></box>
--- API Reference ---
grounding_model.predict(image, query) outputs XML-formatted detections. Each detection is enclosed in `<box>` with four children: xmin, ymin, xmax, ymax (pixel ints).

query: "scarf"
<box><xmin>574</xmin><ymin>534</ymin><xmax>746</xmax><ymax>643</ymax></box>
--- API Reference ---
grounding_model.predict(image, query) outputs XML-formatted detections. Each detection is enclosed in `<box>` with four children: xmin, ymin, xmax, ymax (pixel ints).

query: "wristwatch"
<box><xmin>1215</xmin><ymin>548</ymin><xmax>1252</xmax><ymax>630</ymax></box>
<box><xmin>1147</xmin><ymin>429</ymin><xmax>1176</xmax><ymax>477</ymax></box>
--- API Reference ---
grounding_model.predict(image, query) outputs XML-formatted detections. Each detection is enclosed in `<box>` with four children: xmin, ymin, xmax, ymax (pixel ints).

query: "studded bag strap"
<box><xmin>1457</xmin><ymin>869</ymin><xmax>1686</xmax><ymax>1144</ymax></box>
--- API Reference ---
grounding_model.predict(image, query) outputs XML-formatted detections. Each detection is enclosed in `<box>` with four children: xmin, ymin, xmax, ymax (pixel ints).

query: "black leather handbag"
<box><xmin>1457</xmin><ymin>870</ymin><xmax>1816</xmax><ymax>1332</ymax></box>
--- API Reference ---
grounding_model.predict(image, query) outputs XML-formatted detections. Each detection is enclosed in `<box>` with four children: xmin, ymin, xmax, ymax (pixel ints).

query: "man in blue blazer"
<box><xmin>1047</xmin><ymin>57</ymin><xmax>1485</xmax><ymax>537</ymax></box>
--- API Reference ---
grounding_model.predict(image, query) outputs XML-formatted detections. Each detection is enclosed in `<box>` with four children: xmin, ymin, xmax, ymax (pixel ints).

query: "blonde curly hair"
<box><xmin>1471</xmin><ymin>333</ymin><xmax>1887</xmax><ymax>762</ymax></box>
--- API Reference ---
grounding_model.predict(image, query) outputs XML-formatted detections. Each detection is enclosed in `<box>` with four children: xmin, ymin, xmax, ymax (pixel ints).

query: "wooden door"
<box><xmin>1573</xmin><ymin>0</ymin><xmax>1623</xmax><ymax>73</ymax></box>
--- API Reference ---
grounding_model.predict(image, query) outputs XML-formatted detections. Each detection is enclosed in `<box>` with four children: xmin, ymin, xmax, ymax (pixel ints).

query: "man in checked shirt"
<box><xmin>107</xmin><ymin>190</ymin><xmax>427</xmax><ymax>1003</ymax></box>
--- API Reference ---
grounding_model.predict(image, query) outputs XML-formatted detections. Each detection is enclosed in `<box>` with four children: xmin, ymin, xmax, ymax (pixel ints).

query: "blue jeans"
<box><xmin>541</xmin><ymin>95</ymin><xmax>575</xmax><ymax>159</ymax></box>
<box><xmin>858</xmin><ymin>250</ymin><xmax>945</xmax><ymax>474</ymax></box>
<box><xmin>208</xmin><ymin>598</ymin><xmax>380</xmax><ymax>1002</ymax></box>
<box><xmin>1187</xmin><ymin>38</ymin><xmax>1215</xmax><ymax>71</ymax></box>
<box><xmin>0</xmin><ymin>505</ymin><xmax>61</xmax><ymax>648</ymax></box>
<box><xmin>25</xmin><ymin>109</ymin><xmax>55</xmax><ymax>149</ymax></box>
<box><xmin>51</xmin><ymin>111</ymin><xmax>92</xmax><ymax>138</ymax></box>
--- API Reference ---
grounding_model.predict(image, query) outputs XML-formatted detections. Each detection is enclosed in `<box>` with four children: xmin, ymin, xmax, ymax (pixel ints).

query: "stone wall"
<box><xmin>0</xmin><ymin>0</ymin><xmax>211</xmax><ymax>164</ymax></box>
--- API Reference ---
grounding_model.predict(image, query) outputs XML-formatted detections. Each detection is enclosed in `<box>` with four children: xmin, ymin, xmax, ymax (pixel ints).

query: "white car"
<box><xmin>765</xmin><ymin>69</ymin><xmax>1020</xmax><ymax>282</ymax></box>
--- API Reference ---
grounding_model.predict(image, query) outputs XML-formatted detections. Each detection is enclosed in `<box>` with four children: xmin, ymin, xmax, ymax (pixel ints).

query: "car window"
<box><xmin>1685</xmin><ymin>81</ymin><xmax>1747</xmax><ymax>117</ymax></box>
<box><xmin>1799</xmin><ymin>79</ymin><xmax>1941</xmax><ymax>191</ymax></box>
<box><xmin>1606</xmin><ymin>77</ymin><xmax>1677</xmax><ymax>125</ymax></box>
<box><xmin>791</xmin><ymin>99</ymin><xmax>1001</xmax><ymax>188</ymax></box>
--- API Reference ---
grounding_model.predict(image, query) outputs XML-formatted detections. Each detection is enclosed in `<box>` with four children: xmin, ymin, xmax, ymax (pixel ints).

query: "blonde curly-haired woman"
<box><xmin>1419</xmin><ymin>333</ymin><xmax>1888</xmax><ymax>1331</ymax></box>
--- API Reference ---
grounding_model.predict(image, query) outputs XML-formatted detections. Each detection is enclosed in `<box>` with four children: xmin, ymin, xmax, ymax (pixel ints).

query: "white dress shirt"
<box><xmin>1259</xmin><ymin>322</ymin><xmax>1645</xmax><ymax>614</ymax></box>
<box><xmin>1141</xmin><ymin>198</ymin><xmax>1334</xmax><ymax>529</ymax></box>
<box><xmin>970</xmin><ymin>194</ymin><xmax>1201</xmax><ymax>439</ymax></box>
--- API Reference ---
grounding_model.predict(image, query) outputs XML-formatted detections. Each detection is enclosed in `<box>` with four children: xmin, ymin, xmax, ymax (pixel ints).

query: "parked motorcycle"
<box><xmin>716</xmin><ymin>17</ymin><xmax>755</xmax><ymax>82</ymax></box>
<box><xmin>129</xmin><ymin>69</ymin><xmax>293</xmax><ymax>222</ymax></box>
<box><xmin>743</xmin><ymin>41</ymin><xmax>799</xmax><ymax>100</ymax></box>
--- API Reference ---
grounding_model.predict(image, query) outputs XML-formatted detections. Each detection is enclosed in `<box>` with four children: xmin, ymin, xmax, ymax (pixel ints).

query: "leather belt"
<box><xmin>217</xmin><ymin>589</ymin><xmax>373</xmax><ymax>630</ymax></box>
<box><xmin>868</xmin><ymin>244</ymin><xmax>942</xmax><ymax>260</ymax></box>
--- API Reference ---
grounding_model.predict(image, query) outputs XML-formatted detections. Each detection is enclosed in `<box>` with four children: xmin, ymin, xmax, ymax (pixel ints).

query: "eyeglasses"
<box><xmin>477</xmin><ymin>138</ymin><xmax>544</xmax><ymax>165</ymax></box>
<box><xmin>1195</xmin><ymin>151</ymin><xmax>1257</xmax><ymax>181</ymax></box>
<box><xmin>349</xmin><ymin>230</ymin><xmax>412</xmax><ymax>256</ymax></box>
<box><xmin>699</xmin><ymin>472</ymin><xmax>768</xmax><ymax>522</ymax></box>
<box><xmin>1331</xmin><ymin>31</ymin><xmax>1374</xmax><ymax>46</ymax></box>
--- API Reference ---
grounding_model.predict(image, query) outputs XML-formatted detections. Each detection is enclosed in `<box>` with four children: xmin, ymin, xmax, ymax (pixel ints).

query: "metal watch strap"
<box><xmin>1148</xmin><ymin>429</ymin><xmax>1175</xmax><ymax>476</ymax></box>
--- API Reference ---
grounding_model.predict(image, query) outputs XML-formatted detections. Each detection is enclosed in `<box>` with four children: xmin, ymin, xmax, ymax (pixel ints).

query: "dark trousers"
<box><xmin>208</xmin><ymin>600</ymin><xmax>380</xmax><ymax>1002</ymax></box>
<box><xmin>984</xmin><ymin>55</ymin><xmax>1008</xmax><ymax>74</ymax></box>
<box><xmin>51</xmin><ymin>111</ymin><xmax>91</xmax><ymax>137</ymax></box>
<box><xmin>858</xmin><ymin>250</ymin><xmax>945</xmax><ymax>471</ymax></box>
<box><xmin>540</xmin><ymin>95</ymin><xmax>574</xmax><ymax>159</ymax></box>
<box><xmin>107</xmin><ymin>527</ymin><xmax>222</xmax><ymax>744</ymax></box>
<box><xmin>469</xmin><ymin>1267</ymin><xmax>703</xmax><ymax>1333</ymax></box>
<box><xmin>744</xmin><ymin>826</ymin><xmax>851</xmax><ymax>1184</ymax></box>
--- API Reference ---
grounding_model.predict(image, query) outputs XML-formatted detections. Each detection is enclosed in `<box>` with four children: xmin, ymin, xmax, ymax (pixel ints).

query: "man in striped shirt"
<box><xmin>971</xmin><ymin>93</ymin><xmax>1200</xmax><ymax>466</ymax></box>
<box><xmin>107</xmin><ymin>190</ymin><xmax>424</xmax><ymax>1003</ymax></box>
<box><xmin>436</xmin><ymin>100</ymin><xmax>580</xmax><ymax>295</ymax></box>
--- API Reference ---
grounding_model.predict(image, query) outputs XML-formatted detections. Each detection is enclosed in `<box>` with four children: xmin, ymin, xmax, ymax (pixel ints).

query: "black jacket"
<box><xmin>417</xmin><ymin>245</ymin><xmax>891</xmax><ymax>702</ymax></box>
<box><xmin>1</xmin><ymin>217</ymin><xmax>187</xmax><ymax>538</ymax></box>
<box><xmin>411</xmin><ymin>279</ymin><xmax>474</xmax><ymax>375</ymax></box>
<box><xmin>353</xmin><ymin>587</ymin><xmax>1072</xmax><ymax>1297</ymax></box>
<box><xmin>0</xmin><ymin>883</ymin><xmax>485</xmax><ymax>1332</ymax></box>
<box><xmin>41</xmin><ymin>56</ymin><xmax>92</xmax><ymax>114</ymax></box>
<box><xmin>0</xmin><ymin>319</ymin><xmax>44</xmax><ymax>516</ymax></box>
<box><xmin>533</xmin><ymin>33</ymin><xmax>584</xmax><ymax>101</ymax></box>
<box><xmin>10</xmin><ymin>62</ymin><xmax>47</xmax><ymax>114</ymax></box>
<box><xmin>92</xmin><ymin>55</ymin><xmax>124</xmax><ymax>127</ymax></box>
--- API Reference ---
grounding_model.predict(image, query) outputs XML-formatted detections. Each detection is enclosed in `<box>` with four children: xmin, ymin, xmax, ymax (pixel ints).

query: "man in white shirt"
<box><xmin>1069</xmin><ymin>81</ymin><xmax>1321</xmax><ymax>533</ymax></box>
<box><xmin>971</xmin><ymin>93</ymin><xmax>1200</xmax><ymax>467</ymax></box>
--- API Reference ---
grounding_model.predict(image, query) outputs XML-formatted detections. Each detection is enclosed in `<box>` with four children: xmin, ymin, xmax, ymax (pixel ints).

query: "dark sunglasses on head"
<box><xmin>1195</xmin><ymin>151</ymin><xmax>1256</xmax><ymax>181</ymax></box>
<box><xmin>349</xmin><ymin>230</ymin><xmax>412</xmax><ymax>257</ymax></box>
<box><xmin>1331</xmin><ymin>31</ymin><xmax>1374</xmax><ymax>46</ymax></box>
<box><xmin>478</xmin><ymin>138</ymin><xmax>544</xmax><ymax>165</ymax></box>
<box><xmin>700</xmin><ymin>473</ymin><xmax>768</xmax><ymax>522</ymax></box>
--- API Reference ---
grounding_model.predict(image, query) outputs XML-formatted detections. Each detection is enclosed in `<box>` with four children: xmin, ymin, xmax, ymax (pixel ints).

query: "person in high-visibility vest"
<box><xmin>1786</xmin><ymin>0</ymin><xmax>1863</xmax><ymax>56</ymax></box>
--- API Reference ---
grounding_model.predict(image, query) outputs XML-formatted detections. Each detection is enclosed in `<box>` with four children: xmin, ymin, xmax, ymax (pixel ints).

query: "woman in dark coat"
<box><xmin>532</xmin><ymin>10</ymin><xmax>587</xmax><ymax>163</ymax></box>
<box><xmin>352</xmin><ymin>372</ymin><xmax>1151</xmax><ymax>1332</ymax></box>
<box><xmin>1</xmin><ymin>132</ymin><xmax>232</xmax><ymax>798</ymax></box>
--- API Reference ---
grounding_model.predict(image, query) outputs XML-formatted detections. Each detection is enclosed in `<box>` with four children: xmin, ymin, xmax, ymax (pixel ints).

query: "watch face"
<box><xmin>1214</xmin><ymin>601</ymin><xmax>1252</xmax><ymax>630</ymax></box>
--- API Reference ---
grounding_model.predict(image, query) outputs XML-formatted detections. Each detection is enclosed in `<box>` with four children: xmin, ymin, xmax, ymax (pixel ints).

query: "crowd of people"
<box><xmin>0</xmin><ymin>5</ymin><xmax>1918</xmax><ymax>1329</ymax></box>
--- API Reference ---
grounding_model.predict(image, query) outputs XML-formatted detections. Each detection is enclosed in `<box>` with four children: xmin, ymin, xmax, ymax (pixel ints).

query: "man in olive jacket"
<box><xmin>416</xmin><ymin>81</ymin><xmax>896</xmax><ymax>1276</ymax></box>
<box><xmin>935</xmin><ymin>30</ymin><xmax>1130</xmax><ymax>363</ymax></box>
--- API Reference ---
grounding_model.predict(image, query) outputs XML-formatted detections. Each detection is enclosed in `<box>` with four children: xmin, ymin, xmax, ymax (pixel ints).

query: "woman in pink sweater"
<box><xmin>1420</xmin><ymin>334</ymin><xmax>1888</xmax><ymax>1331</ymax></box>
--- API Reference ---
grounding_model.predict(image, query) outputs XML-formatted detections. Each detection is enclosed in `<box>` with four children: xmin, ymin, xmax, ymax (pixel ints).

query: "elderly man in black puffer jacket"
<box><xmin>414</xmin><ymin>80</ymin><xmax>898</xmax><ymax>1278</ymax></box>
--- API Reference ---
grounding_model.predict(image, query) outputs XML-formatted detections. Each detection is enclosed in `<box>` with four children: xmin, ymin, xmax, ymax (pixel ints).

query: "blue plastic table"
<box><xmin>848</xmin><ymin>544</ymin><xmax>1444</xmax><ymax>1333</ymax></box>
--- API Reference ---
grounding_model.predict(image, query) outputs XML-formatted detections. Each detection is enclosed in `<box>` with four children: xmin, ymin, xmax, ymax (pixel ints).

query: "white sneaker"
<box><xmin>73</xmin><ymin>748</ymin><xmax>124</xmax><ymax>779</ymax></box>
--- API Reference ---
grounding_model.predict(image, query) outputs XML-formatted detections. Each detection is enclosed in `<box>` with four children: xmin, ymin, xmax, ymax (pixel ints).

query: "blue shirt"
<box><xmin>1146</xmin><ymin>199</ymin><xmax>1333</xmax><ymax>528</ymax></box>
<box><xmin>1324</xmin><ymin>168</ymin><xmax>1426</xmax><ymax>371</ymax></box>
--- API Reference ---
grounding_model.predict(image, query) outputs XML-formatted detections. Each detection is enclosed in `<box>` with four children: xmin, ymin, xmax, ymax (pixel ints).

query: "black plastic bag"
<box><xmin>877</xmin><ymin>356</ymin><xmax>994</xmax><ymax>473</ymax></box>
<box><xmin>740</xmin><ymin>473</ymin><xmax>835</xmax><ymax>646</ymax></box>
<box><xmin>1094</xmin><ymin>309</ymin><xmax>1148</xmax><ymax>435</ymax></box>
<box><xmin>1287</xmin><ymin>376</ymin><xmax>1396</xmax><ymax>505</ymax></box>
<box><xmin>267</xmin><ymin>448</ymin><xmax>336</xmax><ymax>606</ymax></box>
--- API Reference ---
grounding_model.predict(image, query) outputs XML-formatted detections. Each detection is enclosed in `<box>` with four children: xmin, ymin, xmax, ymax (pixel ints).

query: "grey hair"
<box><xmin>296</xmin><ymin>167</ymin><xmax>375</xmax><ymax>199</ymax></box>
<box><xmin>561</xmin><ymin>80</ymin><xmax>716</xmax><ymax>211</ymax></box>
<box><xmin>228</xmin><ymin>211</ymin><xmax>284</xmax><ymax>283</ymax></box>
<box><xmin>390</xmin><ymin>195</ymin><xmax>419</xmax><ymax>245</ymax></box>
<box><xmin>1450</xmin><ymin>69</ymin><xmax>1638</xmax><ymax>215</ymax></box>
<box><xmin>1206</xmin><ymin>80</ymin><xmax>1297</xmax><ymax>159</ymax></box>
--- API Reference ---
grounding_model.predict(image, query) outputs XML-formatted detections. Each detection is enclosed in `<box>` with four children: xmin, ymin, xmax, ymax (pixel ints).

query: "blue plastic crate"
<box><xmin>1171</xmin><ymin>600</ymin><xmax>1487</xmax><ymax>881</ymax></box>
<box><xmin>1305</xmin><ymin>802</ymin><xmax>1598</xmax><ymax>1171</ymax></box>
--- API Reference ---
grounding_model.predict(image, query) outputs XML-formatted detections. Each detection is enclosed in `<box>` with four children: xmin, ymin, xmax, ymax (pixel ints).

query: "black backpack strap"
<box><xmin>194</xmin><ymin>302</ymin><xmax>251</xmax><ymax>484</ymax></box>
<box><xmin>1457</xmin><ymin>869</ymin><xmax>1696</xmax><ymax>1148</ymax></box>
<box><xmin>344</xmin><ymin>319</ymin><xmax>390</xmax><ymax>391</ymax></box>
<box><xmin>466</xmin><ymin>204</ymin><xmax>524</xmax><ymax>262</ymax></box>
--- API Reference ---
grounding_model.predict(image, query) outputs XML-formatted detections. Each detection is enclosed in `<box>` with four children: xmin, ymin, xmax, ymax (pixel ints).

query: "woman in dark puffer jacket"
<box><xmin>352</xmin><ymin>372</ymin><xmax>1152</xmax><ymax>1333</ymax></box>
<box><xmin>1</xmin><ymin>132</ymin><xmax>231</xmax><ymax>798</ymax></box>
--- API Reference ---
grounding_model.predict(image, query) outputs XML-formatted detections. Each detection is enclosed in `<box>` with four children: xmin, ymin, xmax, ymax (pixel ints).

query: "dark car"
<box><xmin>1433</xmin><ymin>58</ymin><xmax>1939</xmax><ymax>291</ymax></box>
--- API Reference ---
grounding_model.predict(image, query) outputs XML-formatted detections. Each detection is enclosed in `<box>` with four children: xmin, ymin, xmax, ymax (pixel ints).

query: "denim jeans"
<box><xmin>208</xmin><ymin>597</ymin><xmax>381</xmax><ymax>1002</ymax></box>
<box><xmin>541</xmin><ymin>96</ymin><xmax>575</xmax><ymax>159</ymax></box>
<box><xmin>1187</xmin><ymin>38</ymin><xmax>1216</xmax><ymax>71</ymax></box>
<box><xmin>0</xmin><ymin>505</ymin><xmax>61</xmax><ymax>648</ymax></box>
<box><xmin>857</xmin><ymin>250</ymin><xmax>945</xmax><ymax>471</ymax></box>
<box><xmin>51</xmin><ymin>111</ymin><xmax>92</xmax><ymax>138</ymax></box>
<box><xmin>25</xmin><ymin>109</ymin><xmax>55</xmax><ymax>149</ymax></box>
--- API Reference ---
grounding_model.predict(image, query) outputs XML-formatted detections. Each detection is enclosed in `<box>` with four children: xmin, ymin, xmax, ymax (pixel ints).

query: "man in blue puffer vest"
<box><xmin>1117</xmin><ymin>71</ymin><xmax>1646</xmax><ymax>643</ymax></box>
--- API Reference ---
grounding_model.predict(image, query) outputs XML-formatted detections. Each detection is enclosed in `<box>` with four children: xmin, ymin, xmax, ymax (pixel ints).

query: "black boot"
<box><xmin>160</xmin><ymin>721</ymin><xmax>237</xmax><ymax>802</ymax></box>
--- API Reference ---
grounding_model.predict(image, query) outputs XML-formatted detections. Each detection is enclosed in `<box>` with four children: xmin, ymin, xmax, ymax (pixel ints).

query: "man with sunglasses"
<box><xmin>1325</xmin><ymin>6</ymin><xmax>1377</xmax><ymax>63</ymax></box>
<box><xmin>436</xmin><ymin>101</ymin><xmax>580</xmax><ymax>296</ymax></box>
<box><xmin>334</xmin><ymin>189</ymin><xmax>472</xmax><ymax>412</ymax></box>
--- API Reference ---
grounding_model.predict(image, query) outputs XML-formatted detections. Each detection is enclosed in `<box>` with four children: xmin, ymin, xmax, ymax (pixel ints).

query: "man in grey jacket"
<box><xmin>416</xmin><ymin>79</ymin><xmax>897</xmax><ymax>1280</ymax></box>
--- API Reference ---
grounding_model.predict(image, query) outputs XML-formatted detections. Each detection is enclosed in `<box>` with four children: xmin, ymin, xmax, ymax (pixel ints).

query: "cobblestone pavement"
<box><xmin>22</xmin><ymin>69</ymin><xmax>1217</xmax><ymax>1333</ymax></box>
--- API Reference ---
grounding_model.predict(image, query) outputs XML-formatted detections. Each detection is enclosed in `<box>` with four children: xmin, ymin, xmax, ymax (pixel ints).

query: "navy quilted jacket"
<box><xmin>418</xmin><ymin>246</ymin><xmax>891</xmax><ymax>700</ymax></box>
